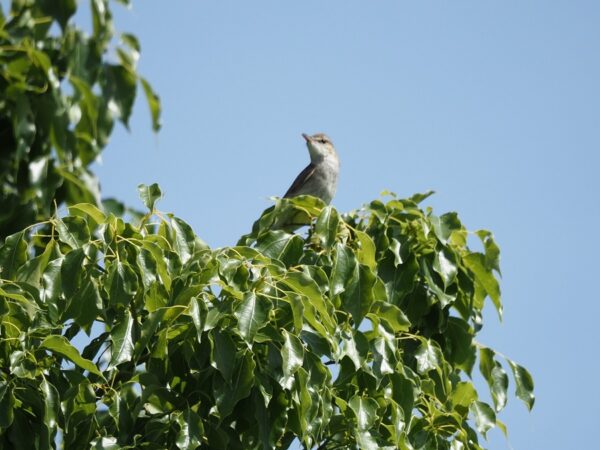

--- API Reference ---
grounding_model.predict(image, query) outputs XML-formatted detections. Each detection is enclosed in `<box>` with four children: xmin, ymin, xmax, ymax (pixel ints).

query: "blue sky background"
<box><xmin>89</xmin><ymin>1</ymin><xmax>600</xmax><ymax>448</ymax></box>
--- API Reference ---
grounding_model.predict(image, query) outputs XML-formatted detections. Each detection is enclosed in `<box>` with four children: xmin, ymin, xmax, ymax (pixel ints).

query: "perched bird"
<box><xmin>284</xmin><ymin>133</ymin><xmax>340</xmax><ymax>204</ymax></box>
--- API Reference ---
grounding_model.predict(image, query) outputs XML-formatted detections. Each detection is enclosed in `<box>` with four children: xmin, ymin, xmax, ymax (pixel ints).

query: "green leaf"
<box><xmin>55</xmin><ymin>216</ymin><xmax>90</xmax><ymax>249</ymax></box>
<box><xmin>108</xmin><ymin>310</ymin><xmax>135</xmax><ymax>369</ymax></box>
<box><xmin>464</xmin><ymin>253</ymin><xmax>502</xmax><ymax>319</ymax></box>
<box><xmin>476</xmin><ymin>230</ymin><xmax>501</xmax><ymax>274</ymax></box>
<box><xmin>431</xmin><ymin>212</ymin><xmax>462</xmax><ymax>245</ymax></box>
<box><xmin>137</xmin><ymin>183</ymin><xmax>162</xmax><ymax>211</ymax></box>
<box><xmin>40</xmin><ymin>335</ymin><xmax>104</xmax><ymax>378</ymax></box>
<box><xmin>0</xmin><ymin>382</ymin><xmax>15</xmax><ymax>428</ymax></box>
<box><xmin>17</xmin><ymin>238</ymin><xmax>55</xmax><ymax>286</ymax></box>
<box><xmin>354</xmin><ymin>230</ymin><xmax>377</xmax><ymax>271</ymax></box>
<box><xmin>280</xmin><ymin>330</ymin><xmax>304</xmax><ymax>389</ymax></box>
<box><xmin>212</xmin><ymin>330</ymin><xmax>237</xmax><ymax>382</ymax></box>
<box><xmin>409</xmin><ymin>190</ymin><xmax>435</xmax><ymax>204</ymax></box>
<box><xmin>415</xmin><ymin>340</ymin><xmax>443</xmax><ymax>374</ymax></box>
<box><xmin>108</xmin><ymin>261</ymin><xmax>138</xmax><ymax>307</ymax></box>
<box><xmin>70</xmin><ymin>76</ymin><xmax>98</xmax><ymax>133</ymax></box>
<box><xmin>0</xmin><ymin>231</ymin><xmax>28</xmax><ymax>280</ymax></box>
<box><xmin>214</xmin><ymin>354</ymin><xmax>255</xmax><ymax>418</ymax></box>
<box><xmin>330</xmin><ymin>243</ymin><xmax>357</xmax><ymax>296</ymax></box>
<box><xmin>171</xmin><ymin>217</ymin><xmax>196</xmax><ymax>264</ymax></box>
<box><xmin>342</xmin><ymin>330</ymin><xmax>369</xmax><ymax>370</ymax></box>
<box><xmin>135</xmin><ymin>247</ymin><xmax>157</xmax><ymax>289</ymax></box>
<box><xmin>40</xmin><ymin>378</ymin><xmax>59</xmax><ymax>439</ymax></box>
<box><xmin>450</xmin><ymin>381</ymin><xmax>477</xmax><ymax>414</ymax></box>
<box><xmin>68</xmin><ymin>203</ymin><xmax>107</xmax><ymax>227</ymax></box>
<box><xmin>314</xmin><ymin>206</ymin><xmax>339</xmax><ymax>250</ymax></box>
<box><xmin>369</xmin><ymin>300</ymin><xmax>410</xmax><ymax>332</ymax></box>
<box><xmin>507</xmin><ymin>359</ymin><xmax>535</xmax><ymax>410</ymax></box>
<box><xmin>140</xmin><ymin>77</ymin><xmax>162</xmax><ymax>132</ymax></box>
<box><xmin>176</xmin><ymin>408</ymin><xmax>204</xmax><ymax>450</ymax></box>
<box><xmin>283</xmin><ymin>272</ymin><xmax>335</xmax><ymax>333</ymax></box>
<box><xmin>103</xmin><ymin>64</ymin><xmax>137</xmax><ymax>127</ymax></box>
<box><xmin>433</xmin><ymin>249</ymin><xmax>457</xmax><ymax>288</ymax></box>
<box><xmin>341</xmin><ymin>264</ymin><xmax>376</xmax><ymax>327</ymax></box>
<box><xmin>61</xmin><ymin>248</ymin><xmax>85</xmax><ymax>298</ymax></box>
<box><xmin>255</xmin><ymin>230</ymin><xmax>303</xmax><ymax>266</ymax></box>
<box><xmin>39</xmin><ymin>0</ymin><xmax>77</xmax><ymax>30</ymax></box>
<box><xmin>65</xmin><ymin>276</ymin><xmax>102</xmax><ymax>330</ymax></box>
<box><xmin>234</xmin><ymin>292</ymin><xmax>269</xmax><ymax>343</ymax></box>
<box><xmin>190</xmin><ymin>296</ymin><xmax>208</xmax><ymax>342</ymax></box>
<box><xmin>446</xmin><ymin>317</ymin><xmax>475</xmax><ymax>374</ymax></box>
<box><xmin>10</xmin><ymin>350</ymin><xmax>37</xmax><ymax>378</ymax></box>
<box><xmin>349</xmin><ymin>395</ymin><xmax>379</xmax><ymax>431</ymax></box>
<box><xmin>469</xmin><ymin>400</ymin><xmax>496</xmax><ymax>437</ymax></box>
<box><xmin>389</xmin><ymin>237</ymin><xmax>403</xmax><ymax>267</ymax></box>
<box><xmin>390</xmin><ymin>373</ymin><xmax>415</xmax><ymax>421</ymax></box>
<box><xmin>479</xmin><ymin>347</ymin><xmax>508</xmax><ymax>411</ymax></box>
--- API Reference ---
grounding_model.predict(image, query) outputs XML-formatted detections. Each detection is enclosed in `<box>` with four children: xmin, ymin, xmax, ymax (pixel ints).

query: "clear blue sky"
<box><xmin>92</xmin><ymin>1</ymin><xmax>600</xmax><ymax>448</ymax></box>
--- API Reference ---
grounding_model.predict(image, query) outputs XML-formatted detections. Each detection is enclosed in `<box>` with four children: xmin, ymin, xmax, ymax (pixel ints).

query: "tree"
<box><xmin>0</xmin><ymin>2</ymin><xmax>533</xmax><ymax>449</ymax></box>
<box><xmin>0</xmin><ymin>0</ymin><xmax>160</xmax><ymax>239</ymax></box>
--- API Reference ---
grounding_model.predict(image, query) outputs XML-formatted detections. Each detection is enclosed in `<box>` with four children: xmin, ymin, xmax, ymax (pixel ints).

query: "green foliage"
<box><xmin>0</xmin><ymin>2</ymin><xmax>533</xmax><ymax>448</ymax></box>
<box><xmin>0</xmin><ymin>190</ymin><xmax>534</xmax><ymax>449</ymax></box>
<box><xmin>0</xmin><ymin>0</ymin><xmax>161</xmax><ymax>239</ymax></box>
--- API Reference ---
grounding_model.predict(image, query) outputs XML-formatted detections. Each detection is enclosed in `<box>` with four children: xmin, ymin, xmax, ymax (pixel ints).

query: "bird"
<box><xmin>283</xmin><ymin>133</ymin><xmax>340</xmax><ymax>204</ymax></box>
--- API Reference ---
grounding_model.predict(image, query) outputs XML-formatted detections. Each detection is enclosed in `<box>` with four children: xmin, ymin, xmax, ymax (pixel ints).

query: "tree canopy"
<box><xmin>0</xmin><ymin>1</ymin><xmax>533</xmax><ymax>449</ymax></box>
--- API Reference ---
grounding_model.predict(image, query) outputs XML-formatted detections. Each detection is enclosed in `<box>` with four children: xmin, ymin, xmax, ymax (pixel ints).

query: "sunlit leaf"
<box><xmin>415</xmin><ymin>340</ymin><xmax>443</xmax><ymax>374</ymax></box>
<box><xmin>40</xmin><ymin>335</ymin><xmax>104</xmax><ymax>378</ymax></box>
<box><xmin>138</xmin><ymin>183</ymin><xmax>162</xmax><ymax>211</ymax></box>
<box><xmin>234</xmin><ymin>292</ymin><xmax>269</xmax><ymax>343</ymax></box>
<box><xmin>108</xmin><ymin>310</ymin><xmax>135</xmax><ymax>369</ymax></box>
<box><xmin>469</xmin><ymin>400</ymin><xmax>496</xmax><ymax>437</ymax></box>
<box><xmin>507</xmin><ymin>359</ymin><xmax>535</xmax><ymax>410</ymax></box>
<box><xmin>314</xmin><ymin>206</ymin><xmax>339</xmax><ymax>250</ymax></box>
<box><xmin>280</xmin><ymin>330</ymin><xmax>304</xmax><ymax>389</ymax></box>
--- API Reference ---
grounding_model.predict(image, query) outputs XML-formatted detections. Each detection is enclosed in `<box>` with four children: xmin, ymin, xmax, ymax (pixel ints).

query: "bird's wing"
<box><xmin>284</xmin><ymin>163</ymin><xmax>317</xmax><ymax>198</ymax></box>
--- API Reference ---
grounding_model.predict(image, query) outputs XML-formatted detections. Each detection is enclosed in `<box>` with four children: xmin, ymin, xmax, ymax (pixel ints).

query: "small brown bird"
<box><xmin>284</xmin><ymin>133</ymin><xmax>340</xmax><ymax>204</ymax></box>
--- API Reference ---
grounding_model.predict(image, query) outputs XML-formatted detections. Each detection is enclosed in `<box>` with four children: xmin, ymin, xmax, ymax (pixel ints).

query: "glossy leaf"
<box><xmin>507</xmin><ymin>359</ymin><xmax>535</xmax><ymax>410</ymax></box>
<box><xmin>40</xmin><ymin>335</ymin><xmax>104</xmax><ymax>378</ymax></box>
<box><xmin>464</xmin><ymin>253</ymin><xmax>502</xmax><ymax>319</ymax></box>
<box><xmin>314</xmin><ymin>206</ymin><xmax>339</xmax><ymax>250</ymax></box>
<box><xmin>138</xmin><ymin>183</ymin><xmax>162</xmax><ymax>211</ymax></box>
<box><xmin>280</xmin><ymin>330</ymin><xmax>304</xmax><ymax>389</ymax></box>
<box><xmin>470</xmin><ymin>401</ymin><xmax>496</xmax><ymax>437</ymax></box>
<box><xmin>0</xmin><ymin>40</ymin><xmax>534</xmax><ymax>445</ymax></box>
<box><xmin>415</xmin><ymin>340</ymin><xmax>443</xmax><ymax>374</ymax></box>
<box><xmin>108</xmin><ymin>310</ymin><xmax>135</xmax><ymax>369</ymax></box>
<box><xmin>234</xmin><ymin>292</ymin><xmax>269</xmax><ymax>343</ymax></box>
<box><xmin>0</xmin><ymin>231</ymin><xmax>27</xmax><ymax>279</ymax></box>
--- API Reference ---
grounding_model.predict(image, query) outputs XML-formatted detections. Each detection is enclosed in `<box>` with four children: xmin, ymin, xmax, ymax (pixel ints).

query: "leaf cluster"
<box><xmin>0</xmin><ymin>0</ymin><xmax>160</xmax><ymax>239</ymax></box>
<box><xmin>0</xmin><ymin>187</ymin><xmax>534</xmax><ymax>449</ymax></box>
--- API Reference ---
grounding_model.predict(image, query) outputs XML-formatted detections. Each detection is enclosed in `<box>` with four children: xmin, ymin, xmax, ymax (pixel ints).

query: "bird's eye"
<box><xmin>319</xmin><ymin>138</ymin><xmax>327</xmax><ymax>144</ymax></box>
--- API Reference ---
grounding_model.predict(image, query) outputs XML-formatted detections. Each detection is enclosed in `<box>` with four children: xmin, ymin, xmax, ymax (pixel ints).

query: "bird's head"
<box><xmin>302</xmin><ymin>133</ymin><xmax>337</xmax><ymax>163</ymax></box>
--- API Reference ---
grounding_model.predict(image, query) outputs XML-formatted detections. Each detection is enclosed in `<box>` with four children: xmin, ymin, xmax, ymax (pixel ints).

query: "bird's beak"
<box><xmin>302</xmin><ymin>133</ymin><xmax>311</xmax><ymax>143</ymax></box>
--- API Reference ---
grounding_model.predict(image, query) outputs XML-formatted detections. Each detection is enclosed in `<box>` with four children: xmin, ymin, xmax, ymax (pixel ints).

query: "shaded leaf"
<box><xmin>0</xmin><ymin>231</ymin><xmax>27</xmax><ymax>279</ymax></box>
